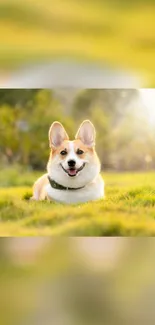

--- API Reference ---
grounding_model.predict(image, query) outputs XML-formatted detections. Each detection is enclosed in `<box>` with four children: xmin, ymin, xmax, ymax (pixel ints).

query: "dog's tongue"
<box><xmin>68</xmin><ymin>168</ymin><xmax>77</xmax><ymax>176</ymax></box>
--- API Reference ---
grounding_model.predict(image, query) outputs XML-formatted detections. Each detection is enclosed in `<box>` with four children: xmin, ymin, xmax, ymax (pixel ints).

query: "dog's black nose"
<box><xmin>68</xmin><ymin>160</ymin><xmax>76</xmax><ymax>167</ymax></box>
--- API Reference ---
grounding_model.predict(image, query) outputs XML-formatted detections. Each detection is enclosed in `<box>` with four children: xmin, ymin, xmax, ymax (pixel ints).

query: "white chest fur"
<box><xmin>46</xmin><ymin>175</ymin><xmax>104</xmax><ymax>204</ymax></box>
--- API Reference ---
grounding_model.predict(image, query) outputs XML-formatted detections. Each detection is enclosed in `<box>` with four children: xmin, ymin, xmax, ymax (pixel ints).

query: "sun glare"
<box><xmin>139</xmin><ymin>89</ymin><xmax>155</xmax><ymax>124</ymax></box>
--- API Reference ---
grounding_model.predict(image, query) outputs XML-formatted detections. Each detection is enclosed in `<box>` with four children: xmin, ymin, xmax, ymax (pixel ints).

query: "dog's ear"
<box><xmin>75</xmin><ymin>120</ymin><xmax>96</xmax><ymax>147</ymax></box>
<box><xmin>49</xmin><ymin>122</ymin><xmax>69</xmax><ymax>148</ymax></box>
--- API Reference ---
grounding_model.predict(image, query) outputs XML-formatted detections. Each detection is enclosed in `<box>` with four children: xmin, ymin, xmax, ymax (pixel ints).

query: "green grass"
<box><xmin>1</xmin><ymin>166</ymin><xmax>155</xmax><ymax>236</ymax></box>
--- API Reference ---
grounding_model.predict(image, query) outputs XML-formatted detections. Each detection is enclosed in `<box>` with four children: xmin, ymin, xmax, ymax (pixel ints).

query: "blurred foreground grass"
<box><xmin>0</xmin><ymin>0</ymin><xmax>155</xmax><ymax>85</ymax></box>
<box><xmin>1</xmin><ymin>166</ymin><xmax>155</xmax><ymax>236</ymax></box>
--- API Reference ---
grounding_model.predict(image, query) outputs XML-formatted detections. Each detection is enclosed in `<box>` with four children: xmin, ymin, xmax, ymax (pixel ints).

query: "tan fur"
<box><xmin>51</xmin><ymin>139</ymin><xmax>96</xmax><ymax>160</ymax></box>
<box><xmin>51</xmin><ymin>140</ymin><xmax>70</xmax><ymax>159</ymax></box>
<box><xmin>31</xmin><ymin>174</ymin><xmax>49</xmax><ymax>201</ymax></box>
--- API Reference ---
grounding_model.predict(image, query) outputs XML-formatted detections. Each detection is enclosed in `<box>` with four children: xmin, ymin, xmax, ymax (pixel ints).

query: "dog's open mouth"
<box><xmin>61</xmin><ymin>163</ymin><xmax>85</xmax><ymax>177</ymax></box>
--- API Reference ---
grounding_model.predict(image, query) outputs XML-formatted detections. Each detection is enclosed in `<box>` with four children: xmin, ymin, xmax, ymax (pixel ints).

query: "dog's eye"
<box><xmin>77</xmin><ymin>149</ymin><xmax>84</xmax><ymax>155</ymax></box>
<box><xmin>60</xmin><ymin>150</ymin><xmax>67</xmax><ymax>156</ymax></box>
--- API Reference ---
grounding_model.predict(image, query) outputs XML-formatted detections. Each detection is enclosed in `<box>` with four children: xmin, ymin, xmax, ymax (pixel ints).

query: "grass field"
<box><xmin>1</xmin><ymin>166</ymin><xmax>155</xmax><ymax>236</ymax></box>
<box><xmin>0</xmin><ymin>0</ymin><xmax>155</xmax><ymax>86</ymax></box>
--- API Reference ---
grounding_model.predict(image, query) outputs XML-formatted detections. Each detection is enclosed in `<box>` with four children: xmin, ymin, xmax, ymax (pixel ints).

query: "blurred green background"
<box><xmin>0</xmin><ymin>0</ymin><xmax>155</xmax><ymax>86</ymax></box>
<box><xmin>0</xmin><ymin>88</ymin><xmax>155</xmax><ymax>172</ymax></box>
<box><xmin>1</xmin><ymin>237</ymin><xmax>155</xmax><ymax>325</ymax></box>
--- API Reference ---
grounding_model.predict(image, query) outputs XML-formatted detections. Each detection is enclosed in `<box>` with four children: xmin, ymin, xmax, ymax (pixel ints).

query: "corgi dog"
<box><xmin>31</xmin><ymin>120</ymin><xmax>104</xmax><ymax>204</ymax></box>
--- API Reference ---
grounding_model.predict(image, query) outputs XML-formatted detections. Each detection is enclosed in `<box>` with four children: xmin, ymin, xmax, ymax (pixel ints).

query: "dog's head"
<box><xmin>47</xmin><ymin>120</ymin><xmax>101</xmax><ymax>188</ymax></box>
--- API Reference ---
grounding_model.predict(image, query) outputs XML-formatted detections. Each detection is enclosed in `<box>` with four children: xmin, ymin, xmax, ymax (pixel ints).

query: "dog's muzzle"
<box><xmin>61</xmin><ymin>163</ymin><xmax>86</xmax><ymax>177</ymax></box>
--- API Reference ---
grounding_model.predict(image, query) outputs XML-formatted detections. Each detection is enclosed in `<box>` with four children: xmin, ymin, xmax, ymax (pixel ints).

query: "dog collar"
<box><xmin>48</xmin><ymin>176</ymin><xmax>85</xmax><ymax>191</ymax></box>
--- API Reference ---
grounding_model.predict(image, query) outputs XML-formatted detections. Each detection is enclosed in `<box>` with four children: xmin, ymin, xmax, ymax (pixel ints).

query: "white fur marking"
<box><xmin>67</xmin><ymin>141</ymin><xmax>77</xmax><ymax>161</ymax></box>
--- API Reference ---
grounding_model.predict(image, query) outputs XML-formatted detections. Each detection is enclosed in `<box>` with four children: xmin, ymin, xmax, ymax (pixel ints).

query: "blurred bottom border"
<box><xmin>0</xmin><ymin>237</ymin><xmax>155</xmax><ymax>325</ymax></box>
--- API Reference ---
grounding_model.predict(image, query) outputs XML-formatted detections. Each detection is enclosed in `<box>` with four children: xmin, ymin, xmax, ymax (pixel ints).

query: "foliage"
<box><xmin>0</xmin><ymin>89</ymin><xmax>155</xmax><ymax>171</ymax></box>
<box><xmin>0</xmin><ymin>89</ymin><xmax>75</xmax><ymax>168</ymax></box>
